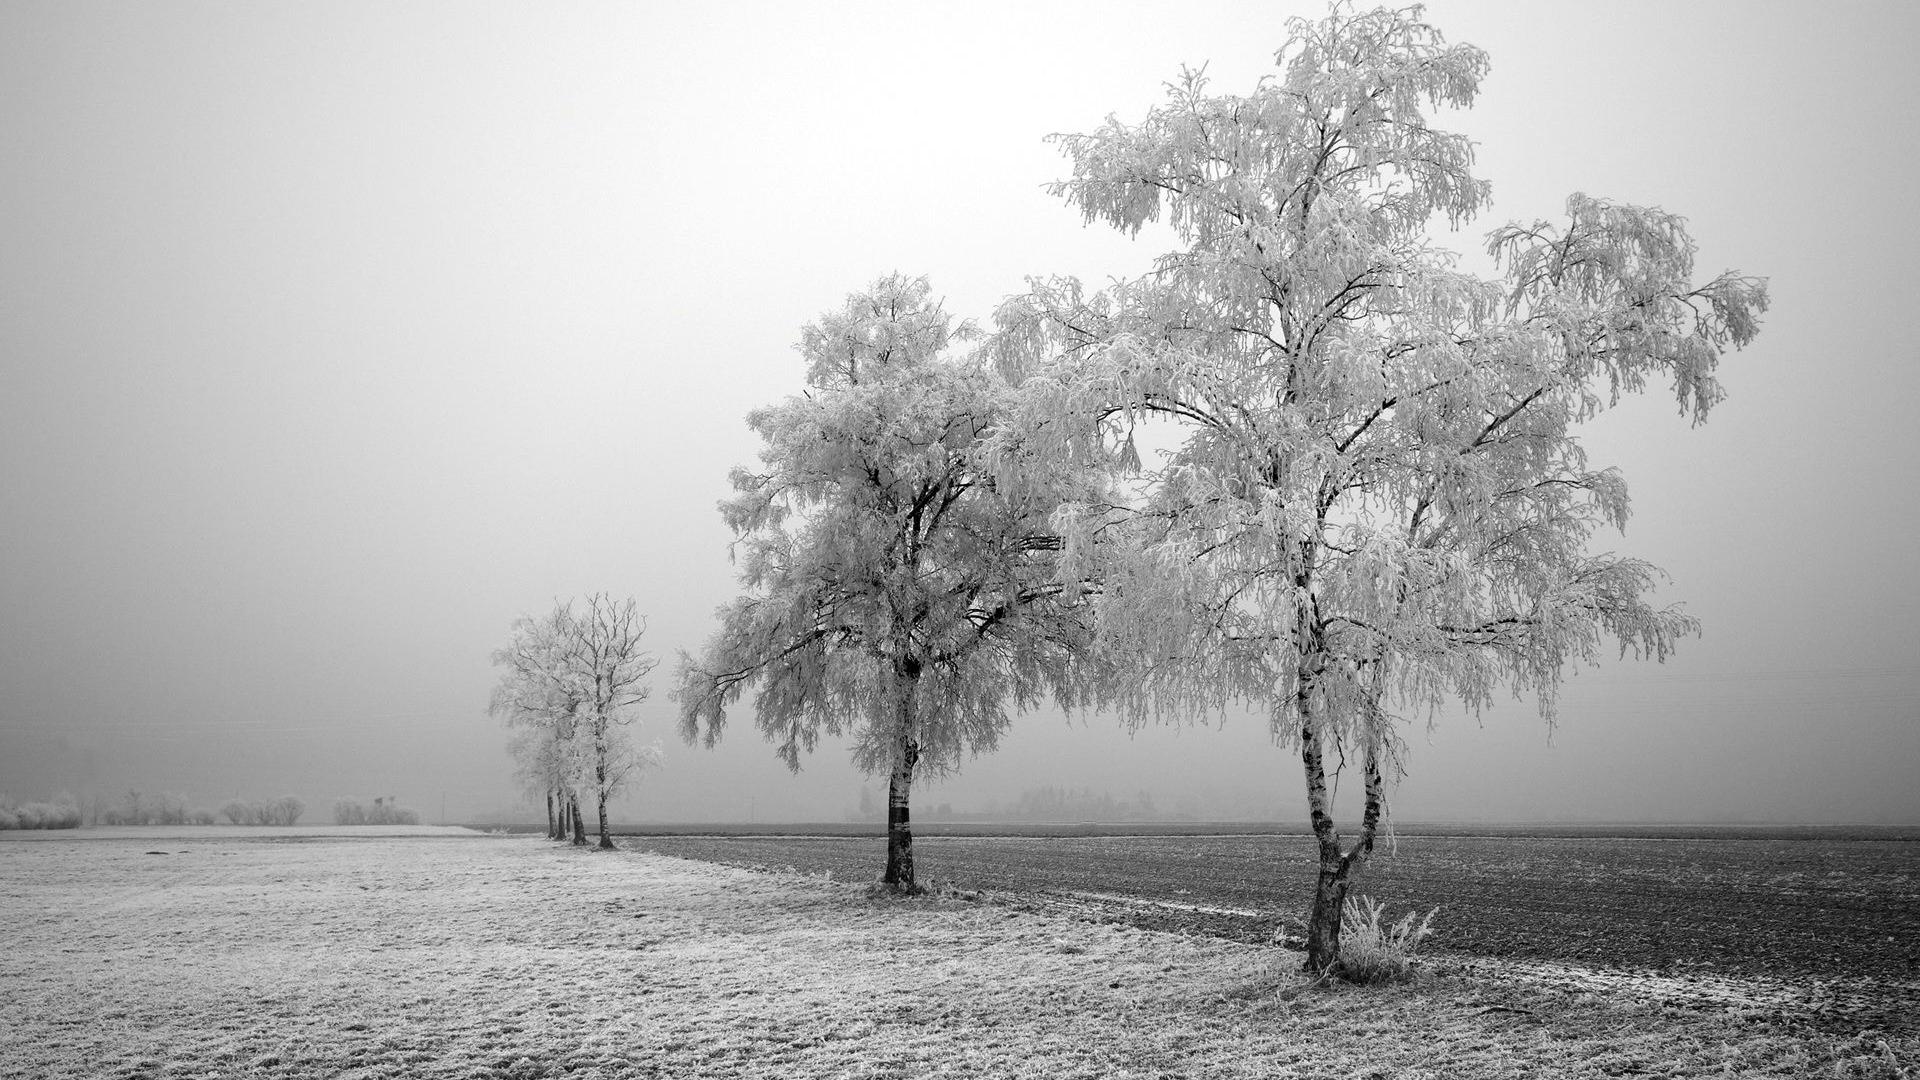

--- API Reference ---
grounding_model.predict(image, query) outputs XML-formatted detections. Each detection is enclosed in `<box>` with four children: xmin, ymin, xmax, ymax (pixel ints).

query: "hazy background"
<box><xmin>3</xmin><ymin>0</ymin><xmax>1915</xmax><ymax>826</ymax></box>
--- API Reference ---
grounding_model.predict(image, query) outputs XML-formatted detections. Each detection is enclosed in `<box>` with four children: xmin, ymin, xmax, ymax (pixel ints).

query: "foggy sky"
<box><xmin>3</xmin><ymin>1</ymin><xmax>1916</xmax><ymax>825</ymax></box>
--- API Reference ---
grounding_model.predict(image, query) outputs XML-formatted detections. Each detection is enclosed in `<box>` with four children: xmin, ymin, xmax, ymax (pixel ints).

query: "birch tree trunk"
<box><xmin>1301</xmin><ymin>710</ymin><xmax>1388</xmax><ymax>974</ymax></box>
<box><xmin>1301</xmin><ymin>697</ymin><xmax>1347</xmax><ymax>974</ymax></box>
<box><xmin>882</xmin><ymin>672</ymin><xmax>922</xmax><ymax>892</ymax></box>
<box><xmin>596</xmin><ymin>781</ymin><xmax>614</xmax><ymax>850</ymax></box>
<box><xmin>546</xmin><ymin>790</ymin><xmax>557</xmax><ymax>840</ymax></box>
<box><xmin>882</xmin><ymin>745</ymin><xmax>919</xmax><ymax>890</ymax></box>
<box><xmin>569</xmin><ymin>790</ymin><xmax>587</xmax><ymax>846</ymax></box>
<box><xmin>594</xmin><ymin>727</ymin><xmax>612</xmax><ymax>849</ymax></box>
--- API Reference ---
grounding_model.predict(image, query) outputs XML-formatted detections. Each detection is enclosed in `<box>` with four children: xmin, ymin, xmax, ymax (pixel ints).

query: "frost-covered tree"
<box><xmin>677</xmin><ymin>274</ymin><xmax>1098</xmax><ymax>892</ymax></box>
<box><xmin>491</xmin><ymin>595</ymin><xmax>659</xmax><ymax>848</ymax></box>
<box><xmin>506</xmin><ymin>724</ymin><xmax>573</xmax><ymax>839</ymax></box>
<box><xmin>993</xmin><ymin>4</ymin><xmax>1767</xmax><ymax>972</ymax></box>
<box><xmin>566</xmin><ymin>595</ymin><xmax>662</xmax><ymax>849</ymax></box>
<box><xmin>493</xmin><ymin>606</ymin><xmax>588</xmax><ymax>843</ymax></box>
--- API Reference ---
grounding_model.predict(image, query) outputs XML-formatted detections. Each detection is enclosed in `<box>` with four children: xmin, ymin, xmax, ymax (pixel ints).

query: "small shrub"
<box><xmin>1335</xmin><ymin>894</ymin><xmax>1437</xmax><ymax>985</ymax></box>
<box><xmin>117</xmin><ymin>790</ymin><xmax>151</xmax><ymax>826</ymax></box>
<box><xmin>189</xmin><ymin>807</ymin><xmax>218</xmax><ymax>826</ymax></box>
<box><xmin>370</xmin><ymin>796</ymin><xmax>419</xmax><ymax>825</ymax></box>
<box><xmin>150</xmin><ymin>792</ymin><xmax>189</xmax><ymax>826</ymax></box>
<box><xmin>217</xmin><ymin>797</ymin><xmax>306</xmax><ymax>825</ymax></box>
<box><xmin>333</xmin><ymin>797</ymin><xmax>420</xmax><ymax>826</ymax></box>
<box><xmin>7</xmin><ymin>801</ymin><xmax>82</xmax><ymax>830</ymax></box>
<box><xmin>267</xmin><ymin>795</ymin><xmax>305</xmax><ymax>826</ymax></box>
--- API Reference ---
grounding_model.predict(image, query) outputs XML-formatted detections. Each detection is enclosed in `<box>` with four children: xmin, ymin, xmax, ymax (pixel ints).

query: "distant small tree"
<box><xmin>491</xmin><ymin>595</ymin><xmax>659</xmax><ymax>848</ymax></box>
<box><xmin>493</xmin><ymin>605</ymin><xmax>590</xmax><ymax>845</ymax></box>
<box><xmin>994</xmin><ymin>4</ymin><xmax>1767</xmax><ymax>972</ymax></box>
<box><xmin>677</xmin><ymin>274</ymin><xmax>1099</xmax><ymax>892</ymax></box>
<box><xmin>506</xmin><ymin>727</ymin><xmax>569</xmax><ymax>839</ymax></box>
<box><xmin>565</xmin><ymin>595</ymin><xmax>661</xmax><ymax>850</ymax></box>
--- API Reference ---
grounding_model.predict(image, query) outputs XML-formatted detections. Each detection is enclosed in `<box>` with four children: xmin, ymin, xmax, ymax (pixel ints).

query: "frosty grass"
<box><xmin>1</xmin><ymin>830</ymin><xmax>1908</xmax><ymax>1079</ymax></box>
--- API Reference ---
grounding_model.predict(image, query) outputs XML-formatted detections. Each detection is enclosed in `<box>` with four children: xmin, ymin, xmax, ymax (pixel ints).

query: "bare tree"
<box><xmin>563</xmin><ymin>595</ymin><xmax>660</xmax><ymax>849</ymax></box>
<box><xmin>491</xmin><ymin>595</ymin><xmax>659</xmax><ymax>848</ymax></box>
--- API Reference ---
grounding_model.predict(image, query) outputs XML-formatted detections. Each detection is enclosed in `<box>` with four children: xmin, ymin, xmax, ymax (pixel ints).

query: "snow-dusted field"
<box><xmin>2</xmin><ymin>831</ymin><xmax>1909</xmax><ymax>1079</ymax></box>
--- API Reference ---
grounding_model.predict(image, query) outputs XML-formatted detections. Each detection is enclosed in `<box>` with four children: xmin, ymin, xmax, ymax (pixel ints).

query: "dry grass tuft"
<box><xmin>1336</xmin><ymin>894</ymin><xmax>1438</xmax><ymax>985</ymax></box>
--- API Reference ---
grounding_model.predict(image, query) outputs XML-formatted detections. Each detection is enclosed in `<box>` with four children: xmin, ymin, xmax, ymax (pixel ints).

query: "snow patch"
<box><xmin>1063</xmin><ymin>889</ymin><xmax>1267</xmax><ymax>920</ymax></box>
<box><xmin>1441</xmin><ymin>953</ymin><xmax>1920</xmax><ymax>1022</ymax></box>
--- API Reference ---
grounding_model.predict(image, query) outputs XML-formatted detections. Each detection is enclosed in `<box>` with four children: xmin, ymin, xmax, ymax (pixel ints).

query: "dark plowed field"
<box><xmin>622</xmin><ymin>831</ymin><xmax>1920</xmax><ymax>994</ymax></box>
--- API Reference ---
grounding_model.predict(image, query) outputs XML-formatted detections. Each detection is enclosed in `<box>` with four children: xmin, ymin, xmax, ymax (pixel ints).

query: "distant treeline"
<box><xmin>0</xmin><ymin>790</ymin><xmax>219</xmax><ymax>828</ymax></box>
<box><xmin>63</xmin><ymin>791</ymin><xmax>306</xmax><ymax>827</ymax></box>
<box><xmin>0</xmin><ymin>790</ymin><xmax>425</xmax><ymax>829</ymax></box>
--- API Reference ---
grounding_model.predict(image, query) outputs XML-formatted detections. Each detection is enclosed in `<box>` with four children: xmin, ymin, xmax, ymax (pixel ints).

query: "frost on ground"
<box><xmin>1</xmin><ymin>833</ymin><xmax>1910</xmax><ymax>1080</ymax></box>
<box><xmin>0</xmin><ymin>824</ymin><xmax>484</xmax><ymax>843</ymax></box>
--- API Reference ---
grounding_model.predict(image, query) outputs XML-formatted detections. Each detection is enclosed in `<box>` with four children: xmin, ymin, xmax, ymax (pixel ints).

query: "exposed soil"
<box><xmin>622</xmin><ymin>831</ymin><xmax>1920</xmax><ymax>1033</ymax></box>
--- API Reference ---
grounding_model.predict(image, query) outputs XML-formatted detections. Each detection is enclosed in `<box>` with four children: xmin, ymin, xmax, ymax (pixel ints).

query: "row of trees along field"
<box><xmin>647</xmin><ymin>5</ymin><xmax>1759</xmax><ymax>975</ymax></box>
<box><xmin>490</xmin><ymin>594</ymin><xmax>662</xmax><ymax>850</ymax></box>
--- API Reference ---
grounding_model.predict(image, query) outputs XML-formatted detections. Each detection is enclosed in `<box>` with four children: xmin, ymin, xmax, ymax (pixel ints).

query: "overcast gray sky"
<box><xmin>3</xmin><ymin>0</ymin><xmax>1916</xmax><ymax>825</ymax></box>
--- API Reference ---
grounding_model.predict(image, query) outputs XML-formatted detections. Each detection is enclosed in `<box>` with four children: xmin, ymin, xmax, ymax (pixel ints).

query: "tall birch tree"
<box><xmin>993</xmin><ymin>4</ymin><xmax>1767</xmax><ymax>972</ymax></box>
<box><xmin>676</xmin><ymin>274</ymin><xmax>1098</xmax><ymax>893</ymax></box>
